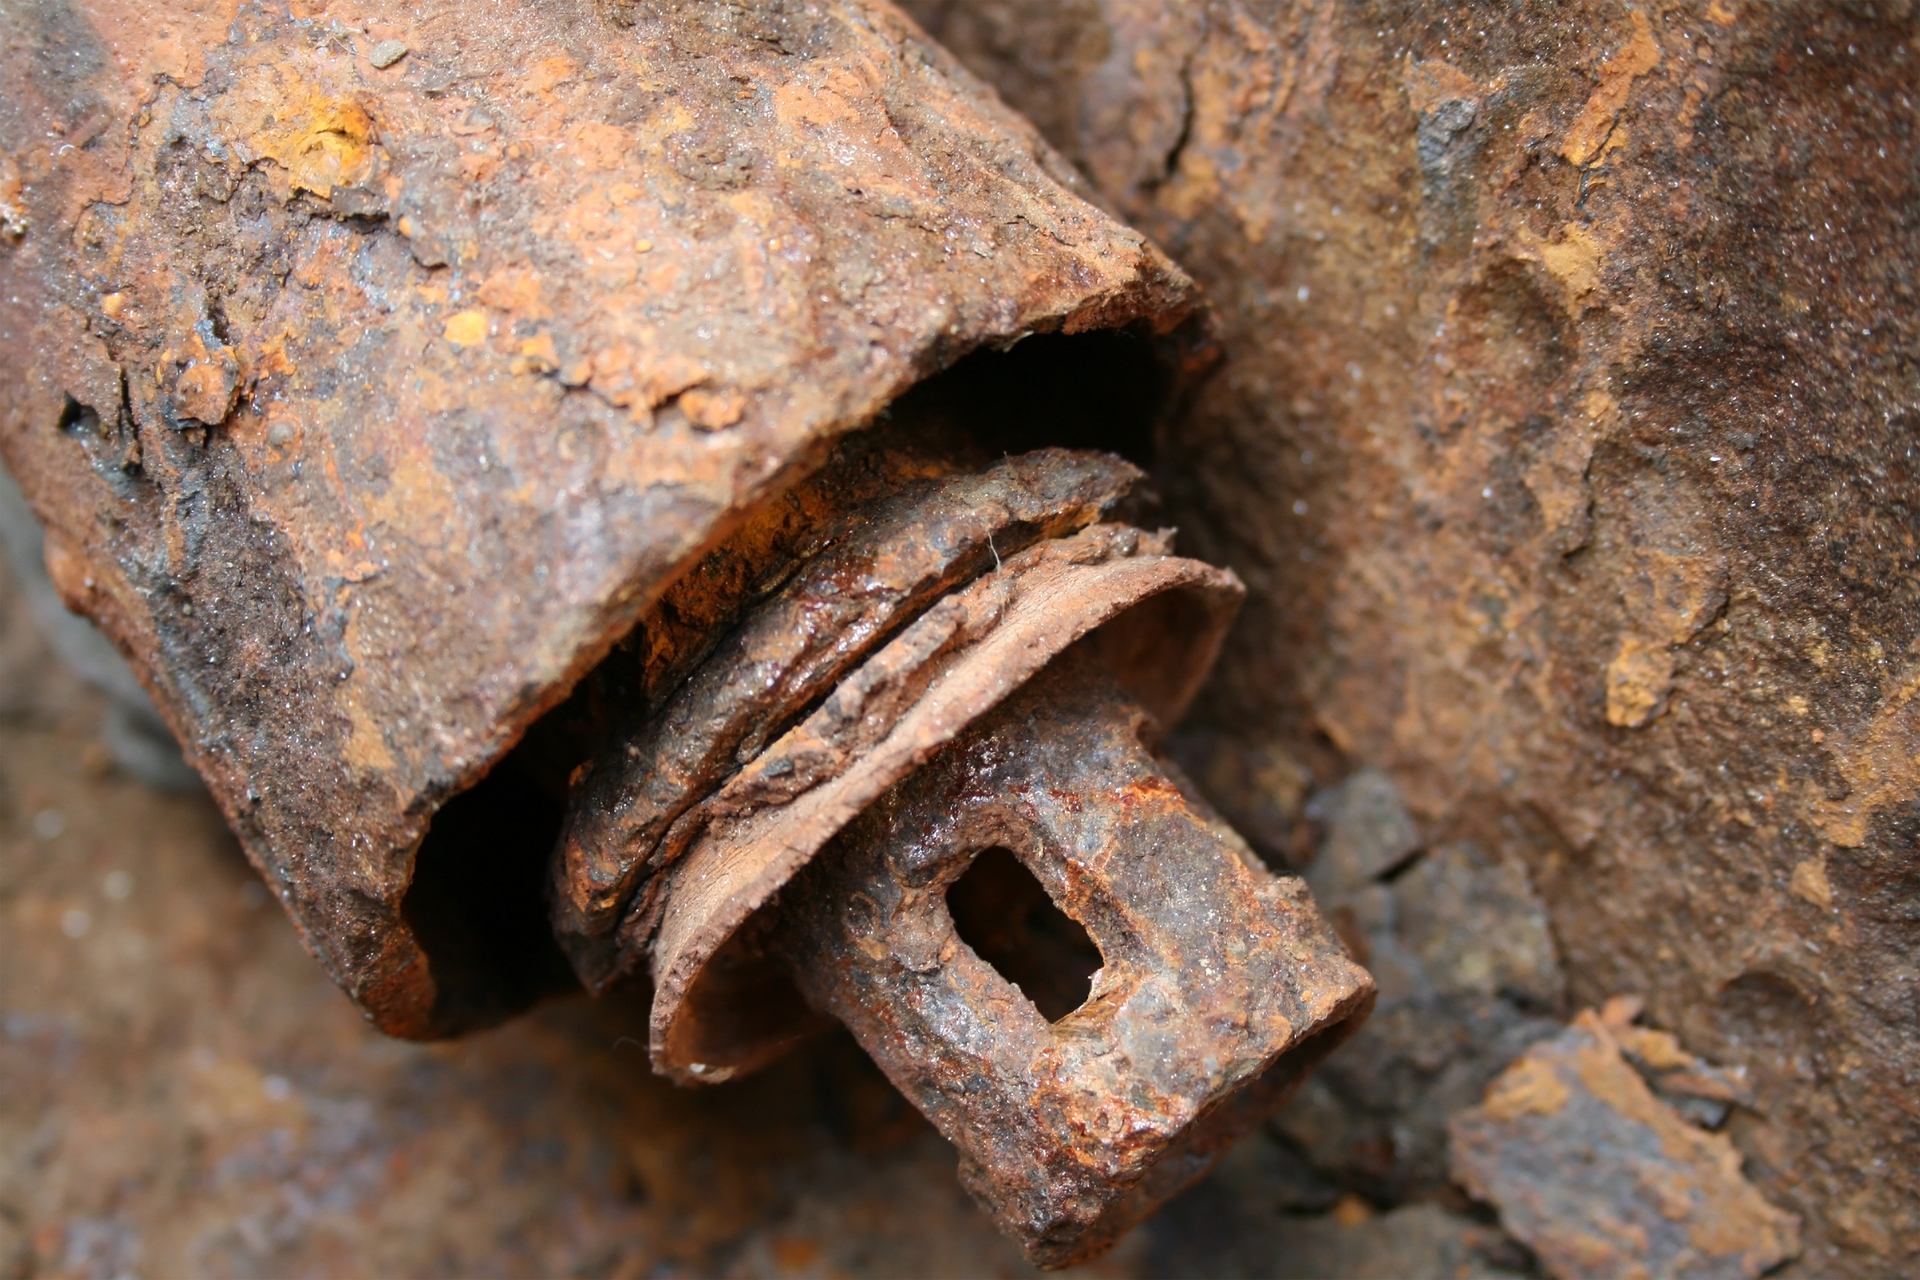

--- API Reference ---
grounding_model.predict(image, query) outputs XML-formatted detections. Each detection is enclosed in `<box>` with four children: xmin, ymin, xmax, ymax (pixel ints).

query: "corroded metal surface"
<box><xmin>0</xmin><ymin>0</ymin><xmax>1196</xmax><ymax>1036</ymax></box>
<box><xmin>554</xmin><ymin>448</ymin><xmax>1143</xmax><ymax>993</ymax></box>
<box><xmin>2</xmin><ymin>1</ymin><xmax>1381</xmax><ymax>1263</ymax></box>
<box><xmin>525</xmin><ymin>430</ymin><xmax>1363</xmax><ymax>1262</ymax></box>
<box><xmin>906</xmin><ymin>2</ymin><xmax>1920</xmax><ymax>1265</ymax></box>
<box><xmin>776</xmin><ymin>650</ymin><xmax>1373</xmax><ymax>1267</ymax></box>
<box><xmin>648</xmin><ymin>520</ymin><xmax>1248</xmax><ymax>1084</ymax></box>
<box><xmin>0</xmin><ymin>571</ymin><xmax>1499</xmax><ymax>1280</ymax></box>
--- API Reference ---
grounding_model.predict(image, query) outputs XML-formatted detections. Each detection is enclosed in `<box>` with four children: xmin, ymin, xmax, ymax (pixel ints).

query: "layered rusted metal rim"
<box><xmin>552</xmin><ymin>450</ymin><xmax>1150</xmax><ymax>993</ymax></box>
<box><xmin>646</xmin><ymin>522</ymin><xmax>1245</xmax><ymax>1082</ymax></box>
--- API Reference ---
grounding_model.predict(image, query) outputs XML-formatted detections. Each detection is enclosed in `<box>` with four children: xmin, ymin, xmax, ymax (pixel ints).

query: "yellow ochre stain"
<box><xmin>443</xmin><ymin>310</ymin><xmax>489</xmax><ymax>347</ymax></box>
<box><xmin>1562</xmin><ymin>10</ymin><xmax>1662</xmax><ymax>167</ymax></box>
<box><xmin>215</xmin><ymin>68</ymin><xmax>378</xmax><ymax>198</ymax></box>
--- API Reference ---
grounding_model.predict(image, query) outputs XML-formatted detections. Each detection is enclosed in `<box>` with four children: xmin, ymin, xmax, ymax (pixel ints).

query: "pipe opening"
<box><xmin>890</xmin><ymin>326</ymin><xmax>1177</xmax><ymax>466</ymax></box>
<box><xmin>946</xmin><ymin>847</ymin><xmax>1103</xmax><ymax>1023</ymax></box>
<box><xmin>399</xmin><ymin>752</ymin><xmax>580</xmax><ymax>1033</ymax></box>
<box><xmin>399</xmin><ymin>322</ymin><xmax>1178</xmax><ymax>1032</ymax></box>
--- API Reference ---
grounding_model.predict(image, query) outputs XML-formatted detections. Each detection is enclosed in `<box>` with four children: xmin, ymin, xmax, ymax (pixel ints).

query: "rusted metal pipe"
<box><xmin>2</xmin><ymin>0</ymin><xmax>1372</xmax><ymax>1265</ymax></box>
<box><xmin>543</xmin><ymin>433</ymin><xmax>1372</xmax><ymax>1263</ymax></box>
<box><xmin>0</xmin><ymin>0</ymin><xmax>1200</xmax><ymax>1038</ymax></box>
<box><xmin>776</xmin><ymin>650</ymin><xmax>1370</xmax><ymax>1265</ymax></box>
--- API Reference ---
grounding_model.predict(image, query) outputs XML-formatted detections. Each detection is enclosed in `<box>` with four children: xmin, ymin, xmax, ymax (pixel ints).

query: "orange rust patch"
<box><xmin>1604</xmin><ymin>633</ymin><xmax>1674</xmax><ymax>729</ymax></box>
<box><xmin>511</xmin><ymin>332</ymin><xmax>560</xmax><ymax>376</ymax></box>
<box><xmin>679</xmin><ymin>386</ymin><xmax>746</xmax><ymax>430</ymax></box>
<box><xmin>173</xmin><ymin>360</ymin><xmax>237</xmax><ymax>424</ymax></box>
<box><xmin>567</xmin><ymin>122</ymin><xmax>633</xmax><ymax>173</ymax></box>
<box><xmin>1789</xmin><ymin>857</ymin><xmax>1833</xmax><ymax>909</ymax></box>
<box><xmin>770</xmin><ymin>1237</ymin><xmax>820</xmax><ymax>1270</ymax></box>
<box><xmin>442</xmin><ymin>310</ymin><xmax>489</xmax><ymax>347</ymax></box>
<box><xmin>214</xmin><ymin>68</ymin><xmax>377</xmax><ymax>198</ymax></box>
<box><xmin>1514</xmin><ymin>223</ymin><xmax>1604</xmax><ymax>312</ymax></box>
<box><xmin>523</xmin><ymin>55</ymin><xmax>579</xmax><ymax>97</ymax></box>
<box><xmin>477</xmin><ymin>268</ymin><xmax>551</xmax><ymax>319</ymax></box>
<box><xmin>1605</xmin><ymin>545</ymin><xmax>1726</xmax><ymax>729</ymax></box>
<box><xmin>1562</xmin><ymin>10</ymin><xmax>1662</xmax><ymax>167</ymax></box>
<box><xmin>1812</xmin><ymin>664</ymin><xmax>1920</xmax><ymax>847</ymax></box>
<box><xmin>1403</xmin><ymin>56</ymin><xmax>1477</xmax><ymax>114</ymax></box>
<box><xmin>0</xmin><ymin>152</ymin><xmax>26</xmax><ymax>237</ymax></box>
<box><xmin>1480</xmin><ymin>1053</ymin><xmax>1570</xmax><ymax>1121</ymax></box>
<box><xmin>1454</xmin><ymin>1009</ymin><xmax>1800</xmax><ymax>1277</ymax></box>
<box><xmin>588</xmin><ymin>345</ymin><xmax>710</xmax><ymax>414</ymax></box>
<box><xmin>1330</xmin><ymin>1193</ymin><xmax>1374</xmax><ymax>1227</ymax></box>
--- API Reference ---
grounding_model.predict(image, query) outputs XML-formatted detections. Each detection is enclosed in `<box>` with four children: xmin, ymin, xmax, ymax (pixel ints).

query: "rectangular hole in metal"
<box><xmin>945</xmin><ymin>847</ymin><xmax>1103</xmax><ymax>1023</ymax></box>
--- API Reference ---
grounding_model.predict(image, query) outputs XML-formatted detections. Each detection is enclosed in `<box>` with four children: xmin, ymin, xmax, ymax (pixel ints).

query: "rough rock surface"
<box><xmin>1272</xmin><ymin>768</ymin><xmax>1567</xmax><ymax>1206</ymax></box>
<box><xmin>906</xmin><ymin>1</ymin><xmax>1920</xmax><ymax>1269</ymax></box>
<box><xmin>1451</xmin><ymin>1004</ymin><xmax>1802</xmax><ymax>1279</ymax></box>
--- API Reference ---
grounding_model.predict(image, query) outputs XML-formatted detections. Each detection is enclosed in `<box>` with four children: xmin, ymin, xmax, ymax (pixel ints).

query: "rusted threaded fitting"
<box><xmin>542</xmin><ymin>432</ymin><xmax>1372</xmax><ymax>1265</ymax></box>
<box><xmin>778</xmin><ymin>652</ymin><xmax>1372</xmax><ymax>1265</ymax></box>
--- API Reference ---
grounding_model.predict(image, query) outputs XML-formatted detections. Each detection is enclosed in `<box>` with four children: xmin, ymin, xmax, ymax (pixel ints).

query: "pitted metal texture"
<box><xmin>773</xmin><ymin>649</ymin><xmax>1373</xmax><ymax>1266</ymax></box>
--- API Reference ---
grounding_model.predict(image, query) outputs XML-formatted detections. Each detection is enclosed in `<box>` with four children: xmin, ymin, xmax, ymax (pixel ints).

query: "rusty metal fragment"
<box><xmin>520</xmin><ymin>425</ymin><xmax>1371</xmax><ymax>1261</ymax></box>
<box><xmin>647</xmin><ymin>517</ymin><xmax>1259</xmax><ymax>1081</ymax></box>
<box><xmin>554</xmin><ymin>447</ymin><xmax>1144</xmax><ymax>992</ymax></box>
<box><xmin>1600</xmin><ymin>996</ymin><xmax>1756</xmax><ymax>1132</ymax></box>
<box><xmin>1450</xmin><ymin>1002</ymin><xmax>1802</xmax><ymax>1280</ymax></box>
<box><xmin>776</xmin><ymin>650</ymin><xmax>1372</xmax><ymax>1266</ymax></box>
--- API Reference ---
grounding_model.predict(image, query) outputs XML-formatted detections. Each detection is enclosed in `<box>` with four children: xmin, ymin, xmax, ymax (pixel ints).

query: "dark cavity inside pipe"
<box><xmin>398</xmin><ymin>325</ymin><xmax>1184</xmax><ymax>1030</ymax></box>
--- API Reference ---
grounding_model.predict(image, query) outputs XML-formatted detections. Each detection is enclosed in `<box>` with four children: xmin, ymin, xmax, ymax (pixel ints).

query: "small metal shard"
<box><xmin>1450</xmin><ymin>1006</ymin><xmax>1801</xmax><ymax>1280</ymax></box>
<box><xmin>368</xmin><ymin>39</ymin><xmax>409</xmax><ymax>69</ymax></box>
